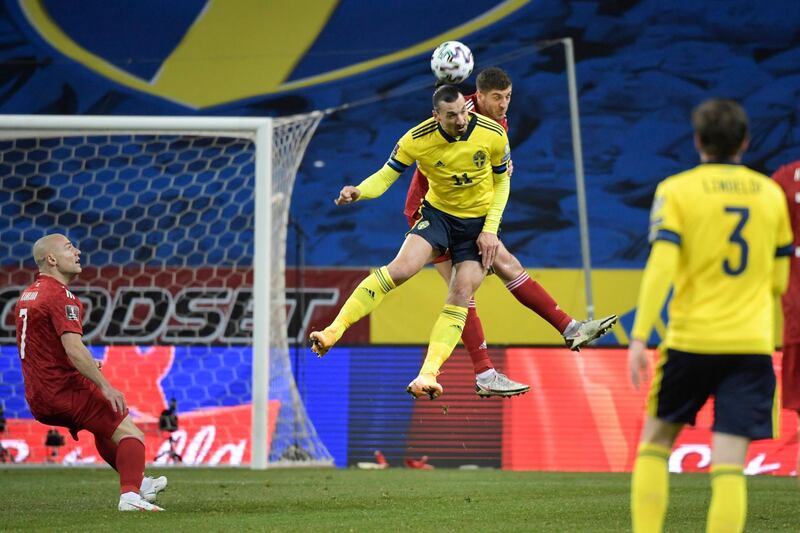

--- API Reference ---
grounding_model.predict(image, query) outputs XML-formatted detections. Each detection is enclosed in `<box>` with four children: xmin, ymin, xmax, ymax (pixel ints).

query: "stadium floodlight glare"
<box><xmin>0</xmin><ymin>113</ymin><xmax>331</xmax><ymax>469</ymax></box>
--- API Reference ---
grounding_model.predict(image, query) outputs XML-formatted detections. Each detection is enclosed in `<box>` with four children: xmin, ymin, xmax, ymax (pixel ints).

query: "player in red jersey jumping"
<box><xmin>772</xmin><ymin>160</ymin><xmax>800</xmax><ymax>477</ymax></box>
<box><xmin>404</xmin><ymin>68</ymin><xmax>617</xmax><ymax>397</ymax></box>
<box><xmin>15</xmin><ymin>234</ymin><xmax>167</xmax><ymax>511</ymax></box>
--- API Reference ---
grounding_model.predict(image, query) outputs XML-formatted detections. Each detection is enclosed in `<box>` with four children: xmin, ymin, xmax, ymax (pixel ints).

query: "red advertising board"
<box><xmin>503</xmin><ymin>348</ymin><xmax>798</xmax><ymax>475</ymax></box>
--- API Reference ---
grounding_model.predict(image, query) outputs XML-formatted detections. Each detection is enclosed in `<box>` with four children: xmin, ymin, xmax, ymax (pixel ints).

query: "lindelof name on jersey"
<box><xmin>19</xmin><ymin>291</ymin><xmax>38</xmax><ymax>301</ymax></box>
<box><xmin>701</xmin><ymin>178</ymin><xmax>762</xmax><ymax>194</ymax></box>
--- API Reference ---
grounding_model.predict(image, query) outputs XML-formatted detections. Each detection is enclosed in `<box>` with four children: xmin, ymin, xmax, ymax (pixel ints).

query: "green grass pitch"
<box><xmin>0</xmin><ymin>467</ymin><xmax>797</xmax><ymax>531</ymax></box>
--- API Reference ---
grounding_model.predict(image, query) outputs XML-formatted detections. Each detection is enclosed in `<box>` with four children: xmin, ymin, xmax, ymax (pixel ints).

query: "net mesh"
<box><xmin>0</xmin><ymin>113</ymin><xmax>332</xmax><ymax>466</ymax></box>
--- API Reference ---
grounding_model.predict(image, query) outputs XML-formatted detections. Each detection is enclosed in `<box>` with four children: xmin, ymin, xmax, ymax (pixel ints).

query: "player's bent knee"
<box><xmin>111</xmin><ymin>415</ymin><xmax>145</xmax><ymax>444</ymax></box>
<box><xmin>387</xmin><ymin>261</ymin><xmax>424</xmax><ymax>285</ymax></box>
<box><xmin>492</xmin><ymin>252</ymin><xmax>524</xmax><ymax>281</ymax></box>
<box><xmin>446</xmin><ymin>286</ymin><xmax>474</xmax><ymax>307</ymax></box>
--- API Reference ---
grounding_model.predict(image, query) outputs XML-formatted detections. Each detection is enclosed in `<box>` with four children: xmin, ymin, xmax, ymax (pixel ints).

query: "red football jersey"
<box><xmin>15</xmin><ymin>275</ymin><xmax>86</xmax><ymax>415</ymax></box>
<box><xmin>773</xmin><ymin>161</ymin><xmax>800</xmax><ymax>343</ymax></box>
<box><xmin>403</xmin><ymin>93</ymin><xmax>510</xmax><ymax>223</ymax></box>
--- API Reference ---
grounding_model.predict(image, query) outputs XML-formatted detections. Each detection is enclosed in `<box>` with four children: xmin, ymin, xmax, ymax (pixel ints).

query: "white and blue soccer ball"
<box><xmin>430</xmin><ymin>41</ymin><xmax>474</xmax><ymax>84</ymax></box>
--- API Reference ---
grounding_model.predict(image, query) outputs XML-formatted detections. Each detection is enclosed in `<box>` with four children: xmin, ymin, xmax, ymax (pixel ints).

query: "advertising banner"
<box><xmin>503</xmin><ymin>348</ymin><xmax>798</xmax><ymax>476</ymax></box>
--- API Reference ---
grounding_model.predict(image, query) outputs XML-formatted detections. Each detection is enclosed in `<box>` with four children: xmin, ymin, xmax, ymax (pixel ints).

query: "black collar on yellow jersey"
<box><xmin>437</xmin><ymin>113</ymin><xmax>478</xmax><ymax>143</ymax></box>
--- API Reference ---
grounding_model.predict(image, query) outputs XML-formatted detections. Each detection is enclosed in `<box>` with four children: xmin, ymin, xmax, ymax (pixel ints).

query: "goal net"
<box><xmin>0</xmin><ymin>114</ymin><xmax>332</xmax><ymax>468</ymax></box>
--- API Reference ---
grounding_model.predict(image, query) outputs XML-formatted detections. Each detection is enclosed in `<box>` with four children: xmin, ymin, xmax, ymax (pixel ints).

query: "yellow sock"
<box><xmin>631</xmin><ymin>442</ymin><xmax>670</xmax><ymax>533</ymax></box>
<box><xmin>327</xmin><ymin>266</ymin><xmax>395</xmax><ymax>341</ymax></box>
<box><xmin>419</xmin><ymin>304</ymin><xmax>467</xmax><ymax>375</ymax></box>
<box><xmin>707</xmin><ymin>464</ymin><xmax>746</xmax><ymax>533</ymax></box>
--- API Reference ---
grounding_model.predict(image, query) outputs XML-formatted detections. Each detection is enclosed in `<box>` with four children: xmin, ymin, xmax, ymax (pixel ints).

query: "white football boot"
<box><xmin>140</xmin><ymin>475</ymin><xmax>168</xmax><ymax>503</ymax></box>
<box><xmin>118</xmin><ymin>491</ymin><xmax>164</xmax><ymax>511</ymax></box>
<box><xmin>563</xmin><ymin>315</ymin><xmax>618</xmax><ymax>351</ymax></box>
<box><xmin>476</xmin><ymin>372</ymin><xmax>530</xmax><ymax>398</ymax></box>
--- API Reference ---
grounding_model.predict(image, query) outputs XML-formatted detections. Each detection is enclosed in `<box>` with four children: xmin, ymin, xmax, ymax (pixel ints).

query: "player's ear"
<box><xmin>693</xmin><ymin>133</ymin><xmax>703</xmax><ymax>154</ymax></box>
<box><xmin>738</xmin><ymin>136</ymin><xmax>750</xmax><ymax>155</ymax></box>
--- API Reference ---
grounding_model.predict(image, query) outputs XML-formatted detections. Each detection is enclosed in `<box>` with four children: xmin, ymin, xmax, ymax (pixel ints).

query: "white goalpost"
<box><xmin>0</xmin><ymin>113</ymin><xmax>330</xmax><ymax>469</ymax></box>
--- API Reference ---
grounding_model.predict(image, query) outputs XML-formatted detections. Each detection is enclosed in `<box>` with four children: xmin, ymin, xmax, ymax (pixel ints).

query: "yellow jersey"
<box><xmin>647</xmin><ymin>163</ymin><xmax>794</xmax><ymax>353</ymax></box>
<box><xmin>388</xmin><ymin>112</ymin><xmax>511</xmax><ymax>219</ymax></box>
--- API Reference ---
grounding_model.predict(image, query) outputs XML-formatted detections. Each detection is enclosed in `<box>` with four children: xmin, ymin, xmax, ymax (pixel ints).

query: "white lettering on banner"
<box><xmin>743</xmin><ymin>453</ymin><xmax>780</xmax><ymax>475</ymax></box>
<box><xmin>669</xmin><ymin>444</ymin><xmax>711</xmax><ymax>473</ymax></box>
<box><xmin>1</xmin><ymin>440</ymin><xmax>29</xmax><ymax>462</ymax></box>
<box><xmin>0</xmin><ymin>285</ymin><xmax>340</xmax><ymax>344</ymax></box>
<box><xmin>671</xmin><ymin>445</ymin><xmax>784</xmax><ymax>475</ymax></box>
<box><xmin>151</xmin><ymin>426</ymin><xmax>244</xmax><ymax>465</ymax></box>
<box><xmin>209</xmin><ymin>441</ymin><xmax>246</xmax><ymax>466</ymax></box>
<box><xmin>183</xmin><ymin>425</ymin><xmax>215</xmax><ymax>464</ymax></box>
<box><xmin>63</xmin><ymin>447</ymin><xmax>97</xmax><ymax>465</ymax></box>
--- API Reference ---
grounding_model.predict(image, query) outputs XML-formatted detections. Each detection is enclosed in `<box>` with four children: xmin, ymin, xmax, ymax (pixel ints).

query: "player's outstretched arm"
<box><xmin>62</xmin><ymin>332</ymin><xmax>127</xmax><ymax>413</ymax></box>
<box><xmin>335</xmin><ymin>164</ymin><xmax>403</xmax><ymax>206</ymax></box>
<box><xmin>345</xmin><ymin>164</ymin><xmax>403</xmax><ymax>204</ymax></box>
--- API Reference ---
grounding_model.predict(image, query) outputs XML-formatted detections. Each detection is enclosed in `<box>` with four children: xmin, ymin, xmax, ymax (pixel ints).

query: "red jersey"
<box><xmin>15</xmin><ymin>275</ymin><xmax>87</xmax><ymax>415</ymax></box>
<box><xmin>403</xmin><ymin>93</ymin><xmax>510</xmax><ymax>223</ymax></box>
<box><xmin>773</xmin><ymin>161</ymin><xmax>800</xmax><ymax>343</ymax></box>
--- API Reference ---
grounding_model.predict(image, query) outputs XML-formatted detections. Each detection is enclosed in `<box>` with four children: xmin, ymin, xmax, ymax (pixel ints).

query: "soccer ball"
<box><xmin>430</xmin><ymin>41</ymin><xmax>474</xmax><ymax>84</ymax></box>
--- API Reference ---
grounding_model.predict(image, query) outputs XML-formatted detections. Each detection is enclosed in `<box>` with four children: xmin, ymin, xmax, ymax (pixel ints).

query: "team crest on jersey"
<box><xmin>65</xmin><ymin>305</ymin><xmax>79</xmax><ymax>321</ymax></box>
<box><xmin>416</xmin><ymin>220</ymin><xmax>430</xmax><ymax>230</ymax></box>
<box><xmin>473</xmin><ymin>151</ymin><xmax>487</xmax><ymax>169</ymax></box>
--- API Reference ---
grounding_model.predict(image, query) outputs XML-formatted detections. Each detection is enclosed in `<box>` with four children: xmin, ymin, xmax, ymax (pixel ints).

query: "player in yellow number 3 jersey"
<box><xmin>310</xmin><ymin>85</ymin><xmax>511</xmax><ymax>400</ymax></box>
<box><xmin>628</xmin><ymin>99</ymin><xmax>794</xmax><ymax>533</ymax></box>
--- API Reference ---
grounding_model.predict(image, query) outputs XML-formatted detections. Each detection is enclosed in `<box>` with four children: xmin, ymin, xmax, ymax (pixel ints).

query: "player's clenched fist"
<box><xmin>335</xmin><ymin>186</ymin><xmax>362</xmax><ymax>205</ymax></box>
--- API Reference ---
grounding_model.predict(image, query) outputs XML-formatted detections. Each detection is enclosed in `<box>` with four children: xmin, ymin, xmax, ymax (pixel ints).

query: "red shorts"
<box><xmin>31</xmin><ymin>383</ymin><xmax>127</xmax><ymax>441</ymax></box>
<box><xmin>782</xmin><ymin>343</ymin><xmax>800</xmax><ymax>411</ymax></box>
<box><xmin>406</xmin><ymin>213</ymin><xmax>452</xmax><ymax>264</ymax></box>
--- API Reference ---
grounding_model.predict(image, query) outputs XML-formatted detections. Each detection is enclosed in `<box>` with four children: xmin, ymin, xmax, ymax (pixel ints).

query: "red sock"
<box><xmin>506</xmin><ymin>272</ymin><xmax>572</xmax><ymax>333</ymax></box>
<box><xmin>461</xmin><ymin>299</ymin><xmax>493</xmax><ymax>374</ymax></box>
<box><xmin>94</xmin><ymin>435</ymin><xmax>118</xmax><ymax>471</ymax></box>
<box><xmin>116</xmin><ymin>437</ymin><xmax>145</xmax><ymax>495</ymax></box>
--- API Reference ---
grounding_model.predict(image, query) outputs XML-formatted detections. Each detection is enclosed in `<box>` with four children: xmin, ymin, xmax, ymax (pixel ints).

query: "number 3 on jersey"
<box><xmin>723</xmin><ymin>206</ymin><xmax>749</xmax><ymax>276</ymax></box>
<box><xmin>18</xmin><ymin>308</ymin><xmax>28</xmax><ymax>359</ymax></box>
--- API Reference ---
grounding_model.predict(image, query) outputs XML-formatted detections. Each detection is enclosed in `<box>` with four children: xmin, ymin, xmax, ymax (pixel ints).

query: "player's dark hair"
<box><xmin>691</xmin><ymin>99</ymin><xmax>749</xmax><ymax>159</ymax></box>
<box><xmin>432</xmin><ymin>85</ymin><xmax>462</xmax><ymax>111</ymax></box>
<box><xmin>476</xmin><ymin>67</ymin><xmax>512</xmax><ymax>93</ymax></box>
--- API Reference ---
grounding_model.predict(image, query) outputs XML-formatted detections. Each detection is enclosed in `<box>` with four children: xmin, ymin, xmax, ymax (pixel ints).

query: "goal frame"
<box><xmin>0</xmin><ymin>115</ymin><xmax>275</xmax><ymax>469</ymax></box>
